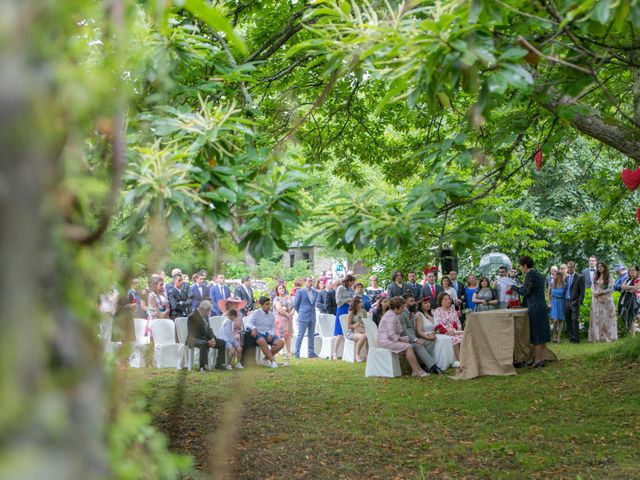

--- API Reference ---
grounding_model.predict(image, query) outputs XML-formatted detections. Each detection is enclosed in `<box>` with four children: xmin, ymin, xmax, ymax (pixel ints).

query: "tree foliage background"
<box><xmin>1</xmin><ymin>0</ymin><xmax>639</xmax><ymax>477</ymax></box>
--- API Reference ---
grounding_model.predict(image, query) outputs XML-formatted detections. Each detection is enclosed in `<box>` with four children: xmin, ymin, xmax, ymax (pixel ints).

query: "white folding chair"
<box><xmin>208</xmin><ymin>315</ymin><xmax>226</xmax><ymax>337</ymax></box>
<box><xmin>174</xmin><ymin>317</ymin><xmax>190</xmax><ymax>369</ymax></box>
<box><xmin>99</xmin><ymin>317</ymin><xmax>122</xmax><ymax>355</ymax></box>
<box><xmin>340</xmin><ymin>314</ymin><xmax>356</xmax><ymax>362</ymax></box>
<box><xmin>130</xmin><ymin>318</ymin><xmax>152</xmax><ymax>367</ymax></box>
<box><xmin>150</xmin><ymin>319</ymin><xmax>182</xmax><ymax>368</ymax></box>
<box><xmin>364</xmin><ymin>318</ymin><xmax>401</xmax><ymax>378</ymax></box>
<box><xmin>317</xmin><ymin>313</ymin><xmax>337</xmax><ymax>359</ymax></box>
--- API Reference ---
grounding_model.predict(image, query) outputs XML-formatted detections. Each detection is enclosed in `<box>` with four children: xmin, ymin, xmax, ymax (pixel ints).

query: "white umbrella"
<box><xmin>478</xmin><ymin>252</ymin><xmax>512</xmax><ymax>278</ymax></box>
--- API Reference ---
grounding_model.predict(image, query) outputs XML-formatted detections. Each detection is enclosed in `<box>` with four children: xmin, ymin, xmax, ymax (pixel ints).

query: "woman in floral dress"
<box><xmin>273</xmin><ymin>284</ymin><xmax>295</xmax><ymax>360</ymax></box>
<box><xmin>589</xmin><ymin>261</ymin><xmax>618</xmax><ymax>342</ymax></box>
<box><xmin>432</xmin><ymin>293</ymin><xmax>463</xmax><ymax>366</ymax></box>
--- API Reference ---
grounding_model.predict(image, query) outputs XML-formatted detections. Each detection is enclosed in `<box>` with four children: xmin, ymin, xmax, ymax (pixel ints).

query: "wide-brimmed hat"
<box><xmin>218</xmin><ymin>296</ymin><xmax>247</xmax><ymax>314</ymax></box>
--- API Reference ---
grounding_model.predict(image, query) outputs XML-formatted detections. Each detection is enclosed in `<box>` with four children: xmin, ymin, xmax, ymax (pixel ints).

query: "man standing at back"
<box><xmin>211</xmin><ymin>273</ymin><xmax>230</xmax><ymax>315</ymax></box>
<box><xmin>387</xmin><ymin>270</ymin><xmax>409</xmax><ymax>298</ymax></box>
<box><xmin>406</xmin><ymin>271</ymin><xmax>422</xmax><ymax>300</ymax></box>
<box><xmin>420</xmin><ymin>272</ymin><xmax>443</xmax><ymax>309</ymax></box>
<box><xmin>234</xmin><ymin>275</ymin><xmax>255</xmax><ymax>317</ymax></box>
<box><xmin>582</xmin><ymin>256</ymin><xmax>597</xmax><ymax>289</ymax></box>
<box><xmin>563</xmin><ymin>261</ymin><xmax>585</xmax><ymax>344</ymax></box>
<box><xmin>190</xmin><ymin>271</ymin><xmax>210</xmax><ymax>311</ymax></box>
<box><xmin>293</xmin><ymin>276</ymin><xmax>319</xmax><ymax>359</ymax></box>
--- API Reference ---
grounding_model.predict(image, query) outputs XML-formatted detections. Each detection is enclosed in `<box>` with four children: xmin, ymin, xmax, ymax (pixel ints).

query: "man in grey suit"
<box><xmin>293</xmin><ymin>276</ymin><xmax>319</xmax><ymax>359</ymax></box>
<box><xmin>582</xmin><ymin>255</ymin><xmax>597</xmax><ymax>289</ymax></box>
<box><xmin>399</xmin><ymin>293</ymin><xmax>444</xmax><ymax>374</ymax></box>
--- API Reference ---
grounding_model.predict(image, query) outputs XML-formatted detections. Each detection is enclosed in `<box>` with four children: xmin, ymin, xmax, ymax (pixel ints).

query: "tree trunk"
<box><xmin>0</xmin><ymin>3</ymin><xmax>106</xmax><ymax>477</ymax></box>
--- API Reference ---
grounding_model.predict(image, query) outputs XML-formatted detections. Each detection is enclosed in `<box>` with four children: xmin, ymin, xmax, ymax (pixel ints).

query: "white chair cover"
<box><xmin>363</xmin><ymin>318</ymin><xmax>401</xmax><ymax>378</ymax></box>
<box><xmin>130</xmin><ymin>318</ymin><xmax>152</xmax><ymax>367</ymax></box>
<box><xmin>208</xmin><ymin>315</ymin><xmax>226</xmax><ymax>337</ymax></box>
<box><xmin>340</xmin><ymin>314</ymin><xmax>356</xmax><ymax>362</ymax></box>
<box><xmin>317</xmin><ymin>313</ymin><xmax>337</xmax><ymax>359</ymax></box>
<box><xmin>149</xmin><ymin>319</ymin><xmax>182</xmax><ymax>368</ymax></box>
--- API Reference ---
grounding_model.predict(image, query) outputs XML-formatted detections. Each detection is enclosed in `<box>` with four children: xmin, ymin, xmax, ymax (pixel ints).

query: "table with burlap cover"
<box><xmin>454</xmin><ymin>309</ymin><xmax>557</xmax><ymax>380</ymax></box>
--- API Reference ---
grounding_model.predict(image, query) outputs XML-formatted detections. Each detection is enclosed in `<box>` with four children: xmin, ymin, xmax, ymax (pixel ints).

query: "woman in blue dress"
<box><xmin>332</xmin><ymin>274</ymin><xmax>356</xmax><ymax>360</ymax></box>
<box><xmin>464</xmin><ymin>274</ymin><xmax>478</xmax><ymax>312</ymax></box>
<box><xmin>511</xmin><ymin>256</ymin><xmax>550</xmax><ymax>368</ymax></box>
<box><xmin>548</xmin><ymin>272</ymin><xmax>566</xmax><ymax>344</ymax></box>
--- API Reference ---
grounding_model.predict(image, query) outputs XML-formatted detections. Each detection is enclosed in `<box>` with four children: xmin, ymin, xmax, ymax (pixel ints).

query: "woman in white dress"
<box><xmin>415</xmin><ymin>296</ymin><xmax>456</xmax><ymax>370</ymax></box>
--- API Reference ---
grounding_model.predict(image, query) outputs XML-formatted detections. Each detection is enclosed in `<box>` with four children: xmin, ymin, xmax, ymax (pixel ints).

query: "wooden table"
<box><xmin>455</xmin><ymin>309</ymin><xmax>557</xmax><ymax>380</ymax></box>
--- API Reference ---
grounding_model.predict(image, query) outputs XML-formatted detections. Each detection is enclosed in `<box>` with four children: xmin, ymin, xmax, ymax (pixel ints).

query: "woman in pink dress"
<box><xmin>377</xmin><ymin>296</ymin><xmax>428</xmax><ymax>377</ymax></box>
<box><xmin>273</xmin><ymin>284</ymin><xmax>295</xmax><ymax>360</ymax></box>
<box><xmin>433</xmin><ymin>293</ymin><xmax>463</xmax><ymax>366</ymax></box>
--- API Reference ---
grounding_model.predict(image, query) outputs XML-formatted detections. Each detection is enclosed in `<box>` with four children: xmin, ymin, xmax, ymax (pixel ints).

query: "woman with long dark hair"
<box><xmin>620</xmin><ymin>265</ymin><xmax>640</xmax><ymax>336</ymax></box>
<box><xmin>589</xmin><ymin>261</ymin><xmax>618</xmax><ymax>342</ymax></box>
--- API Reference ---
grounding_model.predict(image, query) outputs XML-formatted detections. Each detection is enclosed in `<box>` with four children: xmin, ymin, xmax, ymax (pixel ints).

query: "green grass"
<box><xmin>127</xmin><ymin>338</ymin><xmax>640</xmax><ymax>479</ymax></box>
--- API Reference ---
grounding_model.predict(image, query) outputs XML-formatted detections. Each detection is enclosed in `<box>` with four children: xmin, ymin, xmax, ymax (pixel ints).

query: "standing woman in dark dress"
<box><xmin>511</xmin><ymin>256</ymin><xmax>550</xmax><ymax>368</ymax></box>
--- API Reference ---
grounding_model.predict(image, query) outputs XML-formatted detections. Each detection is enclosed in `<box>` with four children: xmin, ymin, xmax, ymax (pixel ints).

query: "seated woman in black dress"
<box><xmin>511</xmin><ymin>255</ymin><xmax>550</xmax><ymax>368</ymax></box>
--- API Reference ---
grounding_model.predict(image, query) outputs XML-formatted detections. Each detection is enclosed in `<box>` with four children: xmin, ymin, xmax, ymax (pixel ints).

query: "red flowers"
<box><xmin>621</xmin><ymin>168</ymin><xmax>640</xmax><ymax>191</ymax></box>
<box><xmin>534</xmin><ymin>148</ymin><xmax>542</xmax><ymax>171</ymax></box>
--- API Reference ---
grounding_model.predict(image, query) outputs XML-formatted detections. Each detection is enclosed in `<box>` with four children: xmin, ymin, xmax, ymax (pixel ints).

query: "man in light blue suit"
<box><xmin>293</xmin><ymin>276</ymin><xmax>319</xmax><ymax>359</ymax></box>
<box><xmin>210</xmin><ymin>273</ymin><xmax>231</xmax><ymax>315</ymax></box>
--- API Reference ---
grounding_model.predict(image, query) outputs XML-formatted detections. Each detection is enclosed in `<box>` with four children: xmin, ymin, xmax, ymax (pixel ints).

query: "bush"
<box><xmin>224</xmin><ymin>262</ymin><xmax>250</xmax><ymax>279</ymax></box>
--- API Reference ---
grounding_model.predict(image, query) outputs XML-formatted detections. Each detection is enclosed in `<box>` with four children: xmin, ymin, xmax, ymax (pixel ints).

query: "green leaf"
<box><xmin>593</xmin><ymin>0</ymin><xmax>612</xmax><ymax>24</ymax></box>
<box><xmin>181</xmin><ymin>0</ymin><xmax>247</xmax><ymax>54</ymax></box>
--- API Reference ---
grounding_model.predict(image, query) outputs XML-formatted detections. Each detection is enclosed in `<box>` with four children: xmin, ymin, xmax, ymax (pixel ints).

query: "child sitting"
<box><xmin>219</xmin><ymin>309</ymin><xmax>244</xmax><ymax>369</ymax></box>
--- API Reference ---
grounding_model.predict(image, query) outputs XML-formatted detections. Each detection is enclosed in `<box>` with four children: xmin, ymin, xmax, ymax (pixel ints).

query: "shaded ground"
<box><xmin>128</xmin><ymin>340</ymin><xmax>640</xmax><ymax>479</ymax></box>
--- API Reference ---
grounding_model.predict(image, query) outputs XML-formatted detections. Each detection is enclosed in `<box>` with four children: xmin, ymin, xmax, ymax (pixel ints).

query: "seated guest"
<box><xmin>354</xmin><ymin>282</ymin><xmax>372</xmax><ymax>311</ymax></box>
<box><xmin>377</xmin><ymin>296</ymin><xmax>429</xmax><ymax>377</ymax></box>
<box><xmin>218</xmin><ymin>309</ymin><xmax>243</xmax><ymax>369</ymax></box>
<box><xmin>366</xmin><ymin>275</ymin><xmax>384</xmax><ymax>300</ymax></box>
<box><xmin>245</xmin><ymin>296</ymin><xmax>285</xmax><ymax>368</ymax></box>
<box><xmin>370</xmin><ymin>293</ymin><xmax>389</xmax><ymax>326</ymax></box>
<box><xmin>415</xmin><ymin>297</ymin><xmax>452</xmax><ymax>373</ymax></box>
<box><xmin>345</xmin><ymin>296</ymin><xmax>368</xmax><ymax>362</ymax></box>
<box><xmin>433</xmin><ymin>293</ymin><xmax>463</xmax><ymax>367</ymax></box>
<box><xmin>472</xmin><ymin>277</ymin><xmax>499</xmax><ymax>311</ymax></box>
<box><xmin>400</xmin><ymin>293</ymin><xmax>443</xmax><ymax>374</ymax></box>
<box><xmin>186</xmin><ymin>300</ymin><xmax>226</xmax><ymax>371</ymax></box>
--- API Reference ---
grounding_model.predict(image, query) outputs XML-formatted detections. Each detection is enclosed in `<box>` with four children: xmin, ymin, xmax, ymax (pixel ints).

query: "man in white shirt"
<box><xmin>495</xmin><ymin>266</ymin><xmax>517</xmax><ymax>309</ymax></box>
<box><xmin>245</xmin><ymin>297</ymin><xmax>284</xmax><ymax>368</ymax></box>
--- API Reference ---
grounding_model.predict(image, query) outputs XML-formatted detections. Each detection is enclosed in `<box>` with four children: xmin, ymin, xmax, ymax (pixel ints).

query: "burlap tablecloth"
<box><xmin>454</xmin><ymin>309</ymin><xmax>557</xmax><ymax>380</ymax></box>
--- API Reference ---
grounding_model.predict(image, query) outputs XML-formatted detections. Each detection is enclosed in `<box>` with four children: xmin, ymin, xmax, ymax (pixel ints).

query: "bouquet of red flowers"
<box><xmin>435</xmin><ymin>321</ymin><xmax>460</xmax><ymax>334</ymax></box>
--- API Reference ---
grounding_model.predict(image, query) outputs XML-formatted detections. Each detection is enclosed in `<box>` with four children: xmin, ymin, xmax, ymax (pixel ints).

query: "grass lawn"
<box><xmin>127</xmin><ymin>339</ymin><xmax>640</xmax><ymax>479</ymax></box>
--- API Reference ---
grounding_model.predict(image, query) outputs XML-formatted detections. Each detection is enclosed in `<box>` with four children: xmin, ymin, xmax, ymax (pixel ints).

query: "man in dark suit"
<box><xmin>210</xmin><ymin>273</ymin><xmax>230</xmax><ymax>315</ymax></box>
<box><xmin>189</xmin><ymin>272</ymin><xmax>210</xmax><ymax>311</ymax></box>
<box><xmin>186</xmin><ymin>300</ymin><xmax>226</xmax><ymax>371</ymax></box>
<box><xmin>167</xmin><ymin>272</ymin><xmax>191</xmax><ymax>319</ymax></box>
<box><xmin>234</xmin><ymin>275</ymin><xmax>255</xmax><ymax>317</ymax></box>
<box><xmin>387</xmin><ymin>270</ymin><xmax>410</xmax><ymax>298</ymax></box>
<box><xmin>563</xmin><ymin>261</ymin><xmax>585</xmax><ymax>343</ymax></box>
<box><xmin>582</xmin><ymin>255</ymin><xmax>597</xmax><ymax>289</ymax></box>
<box><xmin>420</xmin><ymin>272</ymin><xmax>444</xmax><ymax>309</ymax></box>
<box><xmin>406</xmin><ymin>271</ymin><xmax>422</xmax><ymax>300</ymax></box>
<box><xmin>325</xmin><ymin>279</ymin><xmax>339</xmax><ymax>315</ymax></box>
